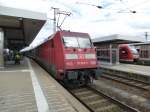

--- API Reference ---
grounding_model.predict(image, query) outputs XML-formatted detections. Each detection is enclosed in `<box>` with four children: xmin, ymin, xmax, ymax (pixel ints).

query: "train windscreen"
<box><xmin>129</xmin><ymin>45</ymin><xmax>138</xmax><ymax>54</ymax></box>
<box><xmin>78</xmin><ymin>38</ymin><xmax>92</xmax><ymax>48</ymax></box>
<box><xmin>63</xmin><ymin>37</ymin><xmax>79</xmax><ymax>48</ymax></box>
<box><xmin>63</xmin><ymin>36</ymin><xmax>92</xmax><ymax>48</ymax></box>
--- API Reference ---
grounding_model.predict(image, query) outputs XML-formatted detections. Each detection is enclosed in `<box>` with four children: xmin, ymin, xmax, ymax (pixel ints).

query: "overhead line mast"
<box><xmin>51</xmin><ymin>7</ymin><xmax>59</xmax><ymax>33</ymax></box>
<box><xmin>51</xmin><ymin>7</ymin><xmax>71</xmax><ymax>33</ymax></box>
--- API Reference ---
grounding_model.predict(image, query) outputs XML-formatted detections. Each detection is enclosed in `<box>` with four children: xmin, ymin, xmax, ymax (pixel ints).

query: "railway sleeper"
<box><xmin>87</xmin><ymin>99</ymin><xmax>112</xmax><ymax>109</ymax></box>
<box><xmin>80</xmin><ymin>96</ymin><xmax>104</xmax><ymax>103</ymax></box>
<box><xmin>88</xmin><ymin>99</ymin><xmax>107</xmax><ymax>105</ymax></box>
<box><xmin>102</xmin><ymin>74</ymin><xmax>150</xmax><ymax>91</ymax></box>
<box><xmin>80</xmin><ymin>94</ymin><xmax>99</xmax><ymax>100</ymax></box>
<box><xmin>95</xmin><ymin>104</ymin><xmax>122</xmax><ymax>112</ymax></box>
<box><xmin>102</xmin><ymin>68</ymin><xmax>150</xmax><ymax>84</ymax></box>
<box><xmin>71</xmin><ymin>88</ymin><xmax>88</xmax><ymax>93</ymax></box>
<box><xmin>75</xmin><ymin>92</ymin><xmax>94</xmax><ymax>98</ymax></box>
<box><xmin>74</xmin><ymin>91</ymin><xmax>93</xmax><ymax>96</ymax></box>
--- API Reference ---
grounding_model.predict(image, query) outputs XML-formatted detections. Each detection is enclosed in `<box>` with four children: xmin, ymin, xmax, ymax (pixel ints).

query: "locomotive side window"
<box><xmin>78</xmin><ymin>38</ymin><xmax>92</xmax><ymax>48</ymax></box>
<box><xmin>63</xmin><ymin>37</ymin><xmax>79</xmax><ymax>48</ymax></box>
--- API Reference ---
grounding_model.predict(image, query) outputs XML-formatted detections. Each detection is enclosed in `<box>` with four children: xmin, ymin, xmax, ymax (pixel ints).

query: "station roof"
<box><xmin>92</xmin><ymin>34</ymin><xmax>146</xmax><ymax>44</ymax></box>
<box><xmin>0</xmin><ymin>5</ymin><xmax>47</xmax><ymax>50</ymax></box>
<box><xmin>130</xmin><ymin>41</ymin><xmax>150</xmax><ymax>46</ymax></box>
<box><xmin>0</xmin><ymin>5</ymin><xmax>47</xmax><ymax>20</ymax></box>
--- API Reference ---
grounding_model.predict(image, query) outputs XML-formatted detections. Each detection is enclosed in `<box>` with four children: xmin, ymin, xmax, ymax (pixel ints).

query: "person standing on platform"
<box><xmin>14</xmin><ymin>52</ymin><xmax>21</xmax><ymax>64</ymax></box>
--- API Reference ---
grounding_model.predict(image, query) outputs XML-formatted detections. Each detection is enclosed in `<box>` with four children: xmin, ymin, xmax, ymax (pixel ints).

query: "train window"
<box><xmin>63</xmin><ymin>37</ymin><xmax>79</xmax><ymax>48</ymax></box>
<box><xmin>129</xmin><ymin>46</ymin><xmax>138</xmax><ymax>54</ymax></box>
<box><xmin>63</xmin><ymin>36</ymin><xmax>92</xmax><ymax>48</ymax></box>
<box><xmin>78</xmin><ymin>38</ymin><xmax>92</xmax><ymax>48</ymax></box>
<box><xmin>131</xmin><ymin>49</ymin><xmax>138</xmax><ymax>54</ymax></box>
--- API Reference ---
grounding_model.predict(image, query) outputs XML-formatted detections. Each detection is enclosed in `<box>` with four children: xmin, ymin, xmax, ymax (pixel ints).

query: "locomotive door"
<box><xmin>49</xmin><ymin>39</ymin><xmax>56</xmax><ymax>77</ymax></box>
<box><xmin>51</xmin><ymin>39</ymin><xmax>55</xmax><ymax>64</ymax></box>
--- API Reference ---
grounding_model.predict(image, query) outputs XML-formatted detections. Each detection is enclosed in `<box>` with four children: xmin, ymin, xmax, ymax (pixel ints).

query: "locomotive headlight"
<box><xmin>85</xmin><ymin>54</ymin><xmax>96</xmax><ymax>59</ymax></box>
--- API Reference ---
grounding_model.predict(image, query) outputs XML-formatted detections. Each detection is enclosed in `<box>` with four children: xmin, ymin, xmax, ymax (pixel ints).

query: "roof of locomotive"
<box><xmin>29</xmin><ymin>30</ymin><xmax>91</xmax><ymax>50</ymax></box>
<box><xmin>48</xmin><ymin>30</ymin><xmax>90</xmax><ymax>40</ymax></box>
<box><xmin>20</xmin><ymin>30</ymin><xmax>91</xmax><ymax>52</ymax></box>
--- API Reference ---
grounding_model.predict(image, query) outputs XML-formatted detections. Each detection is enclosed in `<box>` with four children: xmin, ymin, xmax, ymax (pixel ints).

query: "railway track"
<box><xmin>69</xmin><ymin>86</ymin><xmax>139</xmax><ymax>112</ymax></box>
<box><xmin>122</xmin><ymin>60</ymin><xmax>150</xmax><ymax>66</ymax></box>
<box><xmin>101</xmin><ymin>72</ymin><xmax>150</xmax><ymax>91</ymax></box>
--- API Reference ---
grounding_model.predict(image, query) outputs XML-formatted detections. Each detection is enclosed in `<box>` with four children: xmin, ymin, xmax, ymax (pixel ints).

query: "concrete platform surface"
<box><xmin>0</xmin><ymin>58</ymin><xmax>89</xmax><ymax>112</ymax></box>
<box><xmin>100</xmin><ymin>61</ymin><xmax>150</xmax><ymax>77</ymax></box>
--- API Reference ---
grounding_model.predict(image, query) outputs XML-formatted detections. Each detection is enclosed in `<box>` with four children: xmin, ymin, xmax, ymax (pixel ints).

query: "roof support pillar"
<box><xmin>0</xmin><ymin>28</ymin><xmax>4</xmax><ymax>68</ymax></box>
<box><xmin>109</xmin><ymin>44</ymin><xmax>112</xmax><ymax>65</ymax></box>
<box><xmin>116</xmin><ymin>45</ymin><xmax>120</xmax><ymax>64</ymax></box>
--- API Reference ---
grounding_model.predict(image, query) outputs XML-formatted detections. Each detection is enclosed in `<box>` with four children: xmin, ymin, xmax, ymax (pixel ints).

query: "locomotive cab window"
<box><xmin>128</xmin><ymin>45</ymin><xmax>138</xmax><ymax>54</ymax></box>
<box><xmin>63</xmin><ymin>36</ymin><xmax>92</xmax><ymax>48</ymax></box>
<box><xmin>63</xmin><ymin>37</ymin><xmax>79</xmax><ymax>48</ymax></box>
<box><xmin>78</xmin><ymin>38</ymin><xmax>92</xmax><ymax>48</ymax></box>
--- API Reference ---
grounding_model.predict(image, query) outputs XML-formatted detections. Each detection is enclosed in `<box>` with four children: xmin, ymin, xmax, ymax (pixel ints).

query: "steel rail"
<box><xmin>68</xmin><ymin>86</ymin><xmax>139</xmax><ymax>112</ymax></box>
<box><xmin>102</xmin><ymin>70</ymin><xmax>150</xmax><ymax>84</ymax></box>
<box><xmin>101</xmin><ymin>72</ymin><xmax>150</xmax><ymax>91</ymax></box>
<box><xmin>87</xmin><ymin>86</ymin><xmax>140</xmax><ymax>112</ymax></box>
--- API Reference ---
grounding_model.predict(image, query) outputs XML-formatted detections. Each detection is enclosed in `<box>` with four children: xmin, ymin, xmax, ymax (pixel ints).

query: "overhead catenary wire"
<box><xmin>76</xmin><ymin>2</ymin><xmax>103</xmax><ymax>9</ymax></box>
<box><xmin>51</xmin><ymin>7</ymin><xmax>71</xmax><ymax>32</ymax></box>
<box><xmin>57</xmin><ymin>11</ymin><xmax>71</xmax><ymax>30</ymax></box>
<box><xmin>119</xmin><ymin>0</ymin><xmax>137</xmax><ymax>13</ymax></box>
<box><xmin>119</xmin><ymin>0</ymin><xmax>150</xmax><ymax>13</ymax></box>
<box><xmin>76</xmin><ymin>1</ymin><xmax>136</xmax><ymax>14</ymax></box>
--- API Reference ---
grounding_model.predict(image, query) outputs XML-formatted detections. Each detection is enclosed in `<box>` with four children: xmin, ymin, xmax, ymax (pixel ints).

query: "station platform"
<box><xmin>0</xmin><ymin>58</ymin><xmax>89</xmax><ymax>112</ymax></box>
<box><xmin>99</xmin><ymin>61</ymin><xmax>150</xmax><ymax>83</ymax></box>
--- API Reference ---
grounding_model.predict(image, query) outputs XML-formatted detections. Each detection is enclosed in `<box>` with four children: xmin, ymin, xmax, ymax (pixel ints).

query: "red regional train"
<box><xmin>129</xmin><ymin>43</ymin><xmax>150</xmax><ymax>65</ymax></box>
<box><xmin>96</xmin><ymin>44</ymin><xmax>139</xmax><ymax>62</ymax></box>
<box><xmin>30</xmin><ymin>30</ymin><xmax>100</xmax><ymax>85</ymax></box>
<box><xmin>119</xmin><ymin>44</ymin><xmax>139</xmax><ymax>62</ymax></box>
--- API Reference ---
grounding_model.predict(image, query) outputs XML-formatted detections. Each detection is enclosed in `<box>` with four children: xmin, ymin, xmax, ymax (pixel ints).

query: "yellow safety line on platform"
<box><xmin>27</xmin><ymin>58</ymin><xmax>50</xmax><ymax>112</ymax></box>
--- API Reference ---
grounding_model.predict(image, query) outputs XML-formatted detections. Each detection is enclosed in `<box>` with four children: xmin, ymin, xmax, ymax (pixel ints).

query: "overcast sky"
<box><xmin>1</xmin><ymin>0</ymin><xmax>150</xmax><ymax>48</ymax></box>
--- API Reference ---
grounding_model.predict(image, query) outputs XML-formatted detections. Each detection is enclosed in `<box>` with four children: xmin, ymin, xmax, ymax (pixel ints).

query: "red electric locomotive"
<box><xmin>33</xmin><ymin>30</ymin><xmax>100</xmax><ymax>85</ymax></box>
